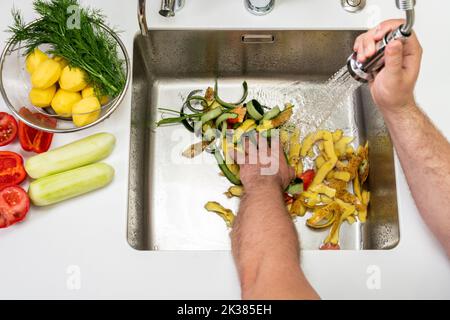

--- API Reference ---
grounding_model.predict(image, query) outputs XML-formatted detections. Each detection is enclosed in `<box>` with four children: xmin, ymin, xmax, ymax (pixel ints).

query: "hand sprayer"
<box><xmin>347</xmin><ymin>0</ymin><xmax>416</xmax><ymax>82</ymax></box>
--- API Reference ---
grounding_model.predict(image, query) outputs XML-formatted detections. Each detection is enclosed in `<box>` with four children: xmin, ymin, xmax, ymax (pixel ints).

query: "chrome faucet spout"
<box><xmin>347</xmin><ymin>0</ymin><xmax>416</xmax><ymax>82</ymax></box>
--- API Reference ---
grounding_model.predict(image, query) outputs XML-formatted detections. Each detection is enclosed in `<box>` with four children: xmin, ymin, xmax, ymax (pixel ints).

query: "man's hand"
<box><xmin>234</xmin><ymin>134</ymin><xmax>295</xmax><ymax>192</ymax></box>
<box><xmin>230</xmin><ymin>133</ymin><xmax>319</xmax><ymax>299</ymax></box>
<box><xmin>355</xmin><ymin>20</ymin><xmax>450</xmax><ymax>256</ymax></box>
<box><xmin>353</xmin><ymin>19</ymin><xmax>423</xmax><ymax>114</ymax></box>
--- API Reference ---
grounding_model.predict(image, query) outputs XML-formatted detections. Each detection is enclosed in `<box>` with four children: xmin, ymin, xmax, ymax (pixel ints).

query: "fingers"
<box><xmin>354</xmin><ymin>19</ymin><xmax>406</xmax><ymax>63</ymax></box>
<box><xmin>402</xmin><ymin>32</ymin><xmax>423</xmax><ymax>81</ymax></box>
<box><xmin>373</xmin><ymin>19</ymin><xmax>405</xmax><ymax>41</ymax></box>
<box><xmin>384</xmin><ymin>40</ymin><xmax>404</xmax><ymax>76</ymax></box>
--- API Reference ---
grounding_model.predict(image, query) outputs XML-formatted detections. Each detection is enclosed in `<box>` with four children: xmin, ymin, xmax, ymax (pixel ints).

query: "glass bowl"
<box><xmin>0</xmin><ymin>23</ymin><xmax>130</xmax><ymax>133</ymax></box>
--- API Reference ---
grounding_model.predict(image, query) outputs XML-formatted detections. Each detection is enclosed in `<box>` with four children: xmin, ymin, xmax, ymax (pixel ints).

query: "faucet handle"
<box><xmin>160</xmin><ymin>0</ymin><xmax>185</xmax><ymax>17</ymax></box>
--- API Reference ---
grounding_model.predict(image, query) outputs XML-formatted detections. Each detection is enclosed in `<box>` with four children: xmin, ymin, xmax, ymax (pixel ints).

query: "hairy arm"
<box><xmin>355</xmin><ymin>20</ymin><xmax>450</xmax><ymax>255</ymax></box>
<box><xmin>230</xmin><ymin>137</ymin><xmax>319</xmax><ymax>299</ymax></box>
<box><xmin>383</xmin><ymin>105</ymin><xmax>450</xmax><ymax>255</ymax></box>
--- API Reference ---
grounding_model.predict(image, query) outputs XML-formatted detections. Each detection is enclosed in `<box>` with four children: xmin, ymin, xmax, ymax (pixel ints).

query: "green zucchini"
<box><xmin>25</xmin><ymin>132</ymin><xmax>116</xmax><ymax>179</ymax></box>
<box><xmin>201</xmin><ymin>107</ymin><xmax>223</xmax><ymax>123</ymax></box>
<box><xmin>286</xmin><ymin>183</ymin><xmax>304</xmax><ymax>195</ymax></box>
<box><xmin>246</xmin><ymin>100</ymin><xmax>264</xmax><ymax>121</ymax></box>
<box><xmin>214</xmin><ymin>80</ymin><xmax>248</xmax><ymax>109</ymax></box>
<box><xmin>215</xmin><ymin>113</ymin><xmax>237</xmax><ymax>127</ymax></box>
<box><xmin>28</xmin><ymin>163</ymin><xmax>115</xmax><ymax>206</ymax></box>
<box><xmin>263</xmin><ymin>106</ymin><xmax>281</xmax><ymax>120</ymax></box>
<box><xmin>214</xmin><ymin>149</ymin><xmax>241</xmax><ymax>185</ymax></box>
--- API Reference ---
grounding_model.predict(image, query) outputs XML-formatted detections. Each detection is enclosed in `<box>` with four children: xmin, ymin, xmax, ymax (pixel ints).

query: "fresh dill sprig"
<box><xmin>8</xmin><ymin>0</ymin><xmax>126</xmax><ymax>98</ymax></box>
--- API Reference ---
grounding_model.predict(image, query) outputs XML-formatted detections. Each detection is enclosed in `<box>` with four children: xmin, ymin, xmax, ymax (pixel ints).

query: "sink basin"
<box><xmin>127</xmin><ymin>30</ymin><xmax>400</xmax><ymax>250</ymax></box>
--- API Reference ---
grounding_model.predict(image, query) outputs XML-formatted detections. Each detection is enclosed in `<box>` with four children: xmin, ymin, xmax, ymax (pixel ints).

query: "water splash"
<box><xmin>248</xmin><ymin>65</ymin><xmax>362</xmax><ymax>138</ymax></box>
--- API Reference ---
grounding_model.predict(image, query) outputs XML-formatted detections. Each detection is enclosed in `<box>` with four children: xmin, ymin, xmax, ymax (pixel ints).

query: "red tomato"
<box><xmin>320</xmin><ymin>243</ymin><xmax>341</xmax><ymax>250</ymax></box>
<box><xmin>18</xmin><ymin>107</ymin><xmax>56</xmax><ymax>153</ymax></box>
<box><xmin>284</xmin><ymin>193</ymin><xmax>294</xmax><ymax>204</ymax></box>
<box><xmin>0</xmin><ymin>151</ymin><xmax>27</xmax><ymax>189</ymax></box>
<box><xmin>0</xmin><ymin>112</ymin><xmax>18</xmax><ymax>146</ymax></box>
<box><xmin>0</xmin><ymin>186</ymin><xmax>30</xmax><ymax>228</ymax></box>
<box><xmin>300</xmin><ymin>169</ymin><xmax>315</xmax><ymax>191</ymax></box>
<box><xmin>227</xmin><ymin>107</ymin><xmax>247</xmax><ymax>125</ymax></box>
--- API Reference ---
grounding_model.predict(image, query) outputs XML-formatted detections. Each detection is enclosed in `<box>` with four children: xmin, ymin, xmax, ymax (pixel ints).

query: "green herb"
<box><xmin>8</xmin><ymin>0</ymin><xmax>126</xmax><ymax>98</ymax></box>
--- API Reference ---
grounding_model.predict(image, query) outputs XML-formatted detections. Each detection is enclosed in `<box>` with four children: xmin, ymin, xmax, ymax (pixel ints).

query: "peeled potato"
<box><xmin>81</xmin><ymin>85</ymin><xmax>109</xmax><ymax>105</ymax></box>
<box><xmin>29</xmin><ymin>85</ymin><xmax>57</xmax><ymax>108</ymax></box>
<box><xmin>53</xmin><ymin>56</ymin><xmax>69</xmax><ymax>69</ymax></box>
<box><xmin>26</xmin><ymin>48</ymin><xmax>49</xmax><ymax>74</ymax></box>
<box><xmin>31</xmin><ymin>59</ymin><xmax>62</xmax><ymax>89</ymax></box>
<box><xmin>72</xmin><ymin>96</ymin><xmax>101</xmax><ymax>127</ymax></box>
<box><xmin>59</xmin><ymin>66</ymin><xmax>87</xmax><ymax>92</ymax></box>
<box><xmin>51</xmin><ymin>89</ymin><xmax>82</xmax><ymax>116</ymax></box>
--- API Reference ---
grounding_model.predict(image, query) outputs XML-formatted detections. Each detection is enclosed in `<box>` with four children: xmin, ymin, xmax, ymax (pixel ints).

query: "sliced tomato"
<box><xmin>0</xmin><ymin>112</ymin><xmax>18</xmax><ymax>146</ymax></box>
<box><xmin>0</xmin><ymin>186</ymin><xmax>30</xmax><ymax>228</ymax></box>
<box><xmin>320</xmin><ymin>243</ymin><xmax>341</xmax><ymax>250</ymax></box>
<box><xmin>18</xmin><ymin>107</ymin><xmax>56</xmax><ymax>153</ymax></box>
<box><xmin>227</xmin><ymin>107</ymin><xmax>247</xmax><ymax>125</ymax></box>
<box><xmin>284</xmin><ymin>193</ymin><xmax>294</xmax><ymax>205</ymax></box>
<box><xmin>299</xmin><ymin>169</ymin><xmax>315</xmax><ymax>191</ymax></box>
<box><xmin>0</xmin><ymin>151</ymin><xmax>27</xmax><ymax>189</ymax></box>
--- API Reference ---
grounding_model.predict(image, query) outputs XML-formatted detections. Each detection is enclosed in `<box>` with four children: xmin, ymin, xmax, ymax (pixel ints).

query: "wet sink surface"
<box><xmin>128</xmin><ymin>30</ymin><xmax>399</xmax><ymax>250</ymax></box>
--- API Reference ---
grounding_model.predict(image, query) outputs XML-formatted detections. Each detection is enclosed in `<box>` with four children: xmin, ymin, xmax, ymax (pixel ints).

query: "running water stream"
<box><xmin>249</xmin><ymin>65</ymin><xmax>362</xmax><ymax>137</ymax></box>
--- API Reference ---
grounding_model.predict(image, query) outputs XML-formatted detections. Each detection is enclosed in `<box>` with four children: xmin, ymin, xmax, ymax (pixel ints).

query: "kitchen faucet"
<box><xmin>347</xmin><ymin>0</ymin><xmax>417</xmax><ymax>82</ymax></box>
<box><xmin>137</xmin><ymin>0</ymin><xmax>417</xmax><ymax>81</ymax></box>
<box><xmin>244</xmin><ymin>0</ymin><xmax>275</xmax><ymax>15</ymax></box>
<box><xmin>159</xmin><ymin>0</ymin><xmax>185</xmax><ymax>17</ymax></box>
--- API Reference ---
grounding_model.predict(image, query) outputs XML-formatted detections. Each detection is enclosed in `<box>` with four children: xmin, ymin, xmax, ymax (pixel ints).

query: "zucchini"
<box><xmin>214</xmin><ymin>80</ymin><xmax>248</xmax><ymax>109</ymax></box>
<box><xmin>25</xmin><ymin>132</ymin><xmax>116</xmax><ymax>179</ymax></box>
<box><xmin>201</xmin><ymin>107</ymin><xmax>222</xmax><ymax>123</ymax></box>
<box><xmin>263</xmin><ymin>106</ymin><xmax>281</xmax><ymax>120</ymax></box>
<box><xmin>28</xmin><ymin>163</ymin><xmax>114</xmax><ymax>206</ymax></box>
<box><xmin>214</xmin><ymin>149</ymin><xmax>241</xmax><ymax>185</ymax></box>
<box><xmin>246</xmin><ymin>99</ymin><xmax>264</xmax><ymax>121</ymax></box>
<box><xmin>286</xmin><ymin>183</ymin><xmax>304</xmax><ymax>195</ymax></box>
<box><xmin>215</xmin><ymin>112</ymin><xmax>237</xmax><ymax>127</ymax></box>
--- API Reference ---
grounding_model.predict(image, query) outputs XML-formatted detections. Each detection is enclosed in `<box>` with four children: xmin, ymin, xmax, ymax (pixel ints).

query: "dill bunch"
<box><xmin>8</xmin><ymin>0</ymin><xmax>126</xmax><ymax>98</ymax></box>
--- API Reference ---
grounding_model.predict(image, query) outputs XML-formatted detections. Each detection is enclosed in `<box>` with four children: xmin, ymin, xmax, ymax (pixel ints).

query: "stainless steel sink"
<box><xmin>127</xmin><ymin>30</ymin><xmax>400</xmax><ymax>251</ymax></box>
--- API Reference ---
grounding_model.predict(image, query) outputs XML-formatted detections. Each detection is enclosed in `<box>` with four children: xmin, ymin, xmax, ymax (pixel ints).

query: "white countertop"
<box><xmin>0</xmin><ymin>0</ymin><xmax>449</xmax><ymax>299</ymax></box>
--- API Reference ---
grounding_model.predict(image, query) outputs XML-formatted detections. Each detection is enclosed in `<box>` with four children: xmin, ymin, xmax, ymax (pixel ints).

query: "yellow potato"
<box><xmin>309</xmin><ymin>184</ymin><xmax>336</xmax><ymax>198</ymax></box>
<box><xmin>25</xmin><ymin>48</ymin><xmax>48</xmax><ymax>74</ymax></box>
<box><xmin>51</xmin><ymin>89</ymin><xmax>82</xmax><ymax>116</ymax></box>
<box><xmin>59</xmin><ymin>66</ymin><xmax>88</xmax><ymax>92</ymax></box>
<box><xmin>81</xmin><ymin>85</ymin><xmax>109</xmax><ymax>105</ymax></box>
<box><xmin>72</xmin><ymin>96</ymin><xmax>101</xmax><ymax>127</ymax></box>
<box><xmin>53</xmin><ymin>56</ymin><xmax>69</xmax><ymax>69</ymax></box>
<box><xmin>31</xmin><ymin>59</ymin><xmax>61</xmax><ymax>89</ymax></box>
<box><xmin>334</xmin><ymin>171</ymin><xmax>352</xmax><ymax>182</ymax></box>
<box><xmin>288</xmin><ymin>128</ymin><xmax>301</xmax><ymax>166</ymax></box>
<box><xmin>29</xmin><ymin>85</ymin><xmax>57</xmax><ymax>108</ymax></box>
<box><xmin>204</xmin><ymin>201</ymin><xmax>235</xmax><ymax>228</ymax></box>
<box><xmin>315</xmin><ymin>155</ymin><xmax>326</xmax><ymax>168</ymax></box>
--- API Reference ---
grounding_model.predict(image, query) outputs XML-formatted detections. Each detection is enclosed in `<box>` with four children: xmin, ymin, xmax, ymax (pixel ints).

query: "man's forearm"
<box><xmin>382</xmin><ymin>104</ymin><xmax>450</xmax><ymax>254</ymax></box>
<box><xmin>231</xmin><ymin>180</ymin><xmax>318</xmax><ymax>299</ymax></box>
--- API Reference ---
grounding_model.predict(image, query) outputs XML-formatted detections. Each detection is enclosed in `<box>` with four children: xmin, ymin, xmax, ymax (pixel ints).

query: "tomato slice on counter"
<box><xmin>0</xmin><ymin>151</ymin><xmax>27</xmax><ymax>189</ymax></box>
<box><xmin>0</xmin><ymin>186</ymin><xmax>30</xmax><ymax>229</ymax></box>
<box><xmin>18</xmin><ymin>107</ymin><xmax>56</xmax><ymax>153</ymax></box>
<box><xmin>299</xmin><ymin>169</ymin><xmax>315</xmax><ymax>191</ymax></box>
<box><xmin>0</xmin><ymin>112</ymin><xmax>18</xmax><ymax>146</ymax></box>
